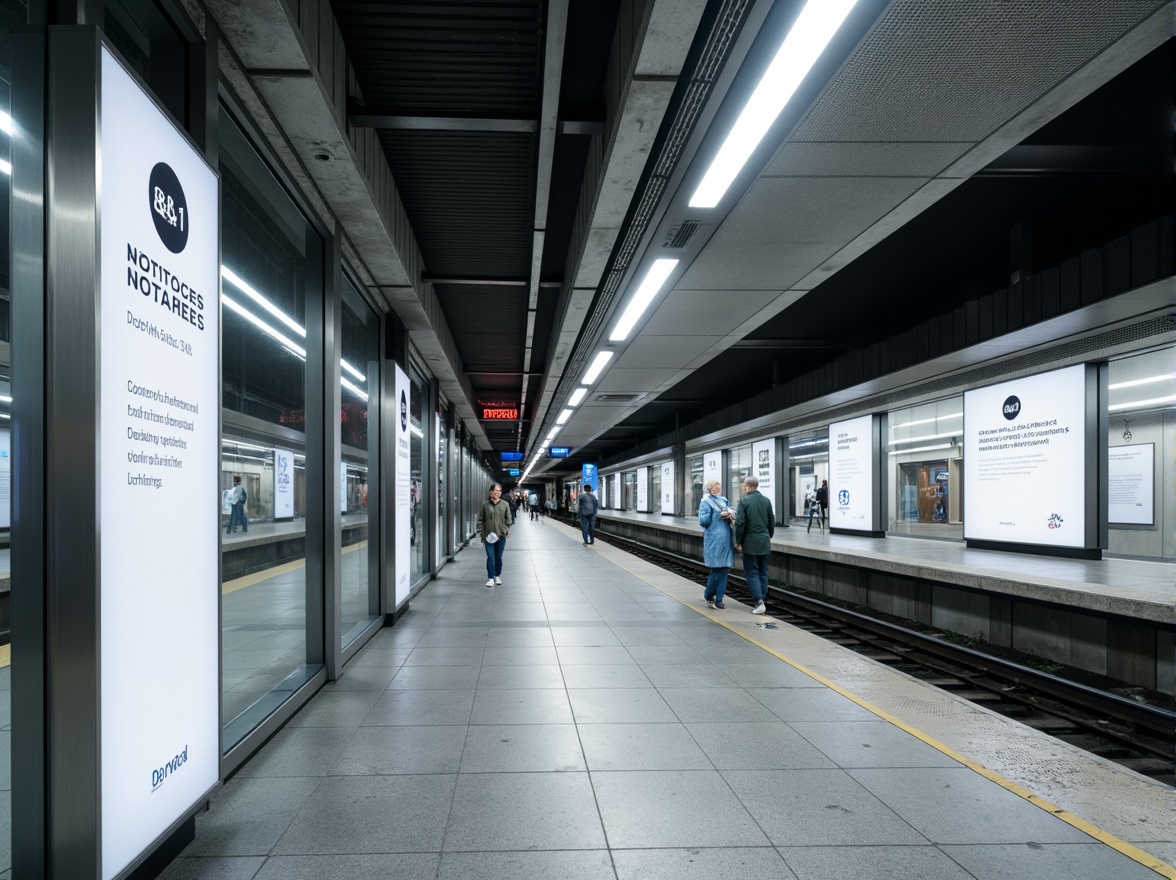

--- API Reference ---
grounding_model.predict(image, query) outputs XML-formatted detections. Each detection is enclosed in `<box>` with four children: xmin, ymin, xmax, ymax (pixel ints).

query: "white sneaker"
<box><xmin>485</xmin><ymin>579</ymin><xmax>495</xmax><ymax>588</ymax></box>
<box><xmin>752</xmin><ymin>602</ymin><xmax>766</xmax><ymax>615</ymax></box>
<box><xmin>494</xmin><ymin>576</ymin><xmax>502</xmax><ymax>585</ymax></box>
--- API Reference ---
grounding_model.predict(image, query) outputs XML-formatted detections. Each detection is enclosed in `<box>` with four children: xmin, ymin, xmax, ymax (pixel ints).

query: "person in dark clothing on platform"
<box><xmin>578</xmin><ymin>483</ymin><xmax>599</xmax><ymax>545</ymax></box>
<box><xmin>735</xmin><ymin>475</ymin><xmax>774</xmax><ymax>615</ymax></box>
<box><xmin>814</xmin><ymin>479</ymin><xmax>829</xmax><ymax>531</ymax></box>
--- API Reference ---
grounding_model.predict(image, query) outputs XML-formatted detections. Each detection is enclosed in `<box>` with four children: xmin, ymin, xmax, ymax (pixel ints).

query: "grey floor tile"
<box><xmin>233</xmin><ymin>727</ymin><xmax>356</xmax><ymax>778</ymax></box>
<box><xmin>344</xmin><ymin>648</ymin><xmax>413</xmax><ymax>669</ymax></box>
<box><xmin>685</xmin><ymin>722</ymin><xmax>837</xmax><ymax>770</ymax></box>
<box><xmin>561</xmin><ymin>664</ymin><xmax>653</xmax><ymax>689</ymax></box>
<box><xmin>485</xmin><ymin>628</ymin><xmax>555</xmax><ymax>648</ymax></box>
<box><xmin>325</xmin><ymin>666</ymin><xmax>399</xmax><ymax>691</ymax></box>
<box><xmin>713</xmin><ymin>663</ymin><xmax>824</xmax><ymax>688</ymax></box>
<box><xmin>444</xmin><ymin>772</ymin><xmax>606</xmax><ymax>850</ymax></box>
<box><xmin>568</xmin><ymin>688</ymin><xmax>678</xmax><ymax>723</ymax></box>
<box><xmin>780</xmin><ymin>845</ymin><xmax>974</xmax><ymax>880</ymax></box>
<box><xmin>550</xmin><ymin>627</ymin><xmax>622</xmax><ymax>647</ymax></box>
<box><xmin>157</xmin><ymin>856</ymin><xmax>265</xmax><ymax>880</ymax></box>
<box><xmin>610</xmin><ymin>627</ymin><xmax>688</xmax><ymax>647</ymax></box>
<box><xmin>749</xmin><ymin>687</ymin><xmax>879</xmax><ymax>722</ymax></box>
<box><xmin>591</xmin><ymin>770</ymin><xmax>769</xmax><ymax>848</ymax></box>
<box><xmin>188</xmin><ymin>777</ymin><xmax>324</xmax><ymax>856</ymax></box>
<box><xmin>481</xmin><ymin>645</ymin><xmax>560</xmax><ymax>665</ymax></box>
<box><xmin>470</xmin><ymin>687</ymin><xmax>574</xmax><ymax>724</ymax></box>
<box><xmin>722</xmin><ymin>769</ymin><xmax>927</xmax><ymax>846</ymax></box>
<box><xmin>477</xmin><ymin>664</ymin><xmax>566</xmax><ymax>689</ymax></box>
<box><xmin>253</xmin><ymin>853</ymin><xmax>439</xmax><ymax>880</ymax></box>
<box><xmin>273</xmin><ymin>775</ymin><xmax>456</xmax><ymax>854</ymax></box>
<box><xmin>613</xmin><ymin>847</ymin><xmax>797</xmax><ymax>880</ymax></box>
<box><xmin>659</xmin><ymin>687</ymin><xmax>780</xmax><ymax>723</ymax></box>
<box><xmin>640</xmin><ymin>664</ymin><xmax>734</xmax><ymax>689</ymax></box>
<box><xmin>284</xmin><ymin>690</ymin><xmax>383</xmax><ymax>728</ymax></box>
<box><xmin>460</xmin><ymin>723</ymin><xmax>586</xmax><ymax>772</ymax></box>
<box><xmin>438</xmin><ymin>850</ymin><xmax>615</xmax><ymax>880</ymax></box>
<box><xmin>330</xmin><ymin>725</ymin><xmax>466</xmax><ymax>775</ymax></box>
<box><xmin>579</xmin><ymin>722</ymin><xmax>713</xmax><ymax>771</ymax></box>
<box><xmin>557</xmin><ymin>645</ymin><xmax>635</xmax><ymax>665</ymax></box>
<box><xmin>362</xmin><ymin>688</ymin><xmax>475</xmax><ymax>726</ymax></box>
<box><xmin>790</xmin><ymin>721</ymin><xmax>961</xmax><ymax>769</ymax></box>
<box><xmin>388</xmin><ymin>665</ymin><xmax>482</xmax><ymax>690</ymax></box>
<box><xmin>940</xmin><ymin>843</ymin><xmax>1165</xmax><ymax>880</ymax></box>
<box><xmin>626</xmin><ymin>645</ymin><xmax>706</xmax><ymax>665</ymax></box>
<box><xmin>849</xmin><ymin>768</ymin><xmax>1093</xmax><ymax>844</ymax></box>
<box><xmin>404</xmin><ymin>646</ymin><xmax>486</xmax><ymax>666</ymax></box>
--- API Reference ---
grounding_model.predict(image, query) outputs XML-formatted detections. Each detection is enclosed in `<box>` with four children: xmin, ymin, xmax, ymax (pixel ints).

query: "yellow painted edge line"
<box><xmin>600</xmin><ymin>547</ymin><xmax>1176</xmax><ymax>880</ymax></box>
<box><xmin>0</xmin><ymin>643</ymin><xmax>9</xmax><ymax>668</ymax></box>
<box><xmin>220</xmin><ymin>541</ymin><xmax>368</xmax><ymax>596</ymax></box>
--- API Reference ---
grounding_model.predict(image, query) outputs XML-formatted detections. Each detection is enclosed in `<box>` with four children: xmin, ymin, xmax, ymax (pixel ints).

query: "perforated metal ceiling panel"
<box><xmin>763</xmin><ymin>141</ymin><xmax>972</xmax><ymax>179</ymax></box>
<box><xmin>790</xmin><ymin>0</ymin><xmax>1168</xmax><ymax>143</ymax></box>
<box><xmin>638</xmin><ymin>288</ymin><xmax>783</xmax><ymax>337</ymax></box>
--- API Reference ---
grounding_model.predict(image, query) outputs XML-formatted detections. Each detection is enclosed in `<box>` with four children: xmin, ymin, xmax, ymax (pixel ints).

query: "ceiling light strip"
<box><xmin>609</xmin><ymin>258</ymin><xmax>679</xmax><ymax>342</ymax></box>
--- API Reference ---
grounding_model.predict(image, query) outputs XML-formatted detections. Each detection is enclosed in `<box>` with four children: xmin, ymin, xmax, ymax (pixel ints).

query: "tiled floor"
<box><xmin>163</xmin><ymin>517</ymin><xmax>1166</xmax><ymax>880</ymax></box>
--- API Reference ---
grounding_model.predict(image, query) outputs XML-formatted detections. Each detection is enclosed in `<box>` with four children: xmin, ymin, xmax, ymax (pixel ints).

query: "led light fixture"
<box><xmin>341</xmin><ymin>360</ymin><xmax>366</xmax><ymax>383</ymax></box>
<box><xmin>888</xmin><ymin>443</ymin><xmax>952</xmax><ymax>456</ymax></box>
<box><xmin>0</xmin><ymin>160</ymin><xmax>11</xmax><ymax>176</ymax></box>
<box><xmin>0</xmin><ymin>111</ymin><xmax>12</xmax><ymax>135</ymax></box>
<box><xmin>581</xmin><ymin>351</ymin><xmax>614</xmax><ymax>385</ymax></box>
<box><xmin>889</xmin><ymin>412</ymin><xmax>962</xmax><ymax>431</ymax></box>
<box><xmin>568</xmin><ymin>388</ymin><xmax>588</xmax><ymax>406</ymax></box>
<box><xmin>341</xmin><ymin>377</ymin><xmax>368</xmax><ymax>402</ymax></box>
<box><xmin>690</xmin><ymin>0</ymin><xmax>857</xmax><ymax>208</ymax></box>
<box><xmin>890</xmin><ymin>430</ymin><xmax>960</xmax><ymax>446</ymax></box>
<box><xmin>222</xmin><ymin>266</ymin><xmax>306</xmax><ymax>338</ymax></box>
<box><xmin>222</xmin><ymin>295</ymin><xmax>306</xmax><ymax>357</ymax></box>
<box><xmin>556</xmin><ymin>409</ymin><xmax>573</xmax><ymax>425</ymax></box>
<box><xmin>546</xmin><ymin>427</ymin><xmax>561</xmax><ymax>441</ymax></box>
<box><xmin>1108</xmin><ymin>374</ymin><xmax>1174</xmax><ymax>390</ymax></box>
<box><xmin>1108</xmin><ymin>394</ymin><xmax>1176</xmax><ymax>412</ymax></box>
<box><xmin>609</xmin><ymin>258</ymin><xmax>679</xmax><ymax>342</ymax></box>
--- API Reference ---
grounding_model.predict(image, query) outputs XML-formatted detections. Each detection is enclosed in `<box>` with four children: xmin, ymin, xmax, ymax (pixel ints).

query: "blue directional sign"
<box><xmin>508</xmin><ymin>468</ymin><xmax>520</xmax><ymax>476</ymax></box>
<box><xmin>501</xmin><ymin>452</ymin><xmax>524</xmax><ymax>461</ymax></box>
<box><xmin>549</xmin><ymin>447</ymin><xmax>570</xmax><ymax>458</ymax></box>
<box><xmin>582</xmin><ymin>463</ymin><xmax>598</xmax><ymax>486</ymax></box>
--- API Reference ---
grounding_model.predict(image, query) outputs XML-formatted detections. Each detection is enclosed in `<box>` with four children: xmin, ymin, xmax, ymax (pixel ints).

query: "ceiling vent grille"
<box><xmin>595</xmin><ymin>392</ymin><xmax>642</xmax><ymax>402</ymax></box>
<box><xmin>663</xmin><ymin>220</ymin><xmax>701</xmax><ymax>249</ymax></box>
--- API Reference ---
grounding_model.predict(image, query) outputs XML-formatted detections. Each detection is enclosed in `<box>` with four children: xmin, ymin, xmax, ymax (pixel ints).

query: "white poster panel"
<box><xmin>0</xmin><ymin>427</ymin><xmax>10</xmax><ymax>529</ymax></box>
<box><xmin>964</xmin><ymin>364</ymin><xmax>1087</xmax><ymax>547</ymax></box>
<box><xmin>703</xmin><ymin>449</ymin><xmax>722</xmax><ymax>492</ymax></box>
<box><xmin>636</xmin><ymin>466</ymin><xmax>649</xmax><ymax>511</ymax></box>
<box><xmin>752</xmin><ymin>439</ymin><xmax>774</xmax><ymax>495</ymax></box>
<box><xmin>394</xmin><ymin>365</ymin><xmax>411</xmax><ymax>605</ymax></box>
<box><xmin>660</xmin><ymin>461</ymin><xmax>675</xmax><ymax>514</ymax></box>
<box><xmin>98</xmin><ymin>47</ymin><xmax>219</xmax><ymax>880</ymax></box>
<box><xmin>611</xmin><ymin>473</ymin><xmax>620</xmax><ymax>509</ymax></box>
<box><xmin>600</xmin><ymin>475</ymin><xmax>608</xmax><ymax>508</ymax></box>
<box><xmin>340</xmin><ymin>460</ymin><xmax>349</xmax><ymax>513</ymax></box>
<box><xmin>1108</xmin><ymin>444</ymin><xmax>1154</xmax><ymax>525</ymax></box>
<box><xmin>829</xmin><ymin>415</ymin><xmax>875</xmax><ymax>529</ymax></box>
<box><xmin>273</xmin><ymin>448</ymin><xmax>294</xmax><ymax>519</ymax></box>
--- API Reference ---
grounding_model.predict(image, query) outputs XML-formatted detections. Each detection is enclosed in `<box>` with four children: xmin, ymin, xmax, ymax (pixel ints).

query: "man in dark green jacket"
<box><xmin>734</xmin><ymin>475</ymin><xmax>774</xmax><ymax>615</ymax></box>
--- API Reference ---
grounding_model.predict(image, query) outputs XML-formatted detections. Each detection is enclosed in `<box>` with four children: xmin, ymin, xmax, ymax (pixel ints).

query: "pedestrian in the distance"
<box><xmin>815</xmin><ymin>479</ymin><xmax>828</xmax><ymax>530</ymax></box>
<box><xmin>698</xmin><ymin>479</ymin><xmax>735</xmax><ymax>609</ymax></box>
<box><xmin>578</xmin><ymin>483</ymin><xmax>599</xmax><ymax>546</ymax></box>
<box><xmin>734</xmin><ymin>475</ymin><xmax>774</xmax><ymax>614</ymax></box>
<box><xmin>226</xmin><ymin>475</ymin><xmax>248</xmax><ymax>534</ymax></box>
<box><xmin>476</xmin><ymin>483</ymin><xmax>512</xmax><ymax>588</ymax></box>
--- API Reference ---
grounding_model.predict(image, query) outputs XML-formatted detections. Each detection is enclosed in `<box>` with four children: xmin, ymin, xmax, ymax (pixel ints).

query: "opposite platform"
<box><xmin>162</xmin><ymin>514</ymin><xmax>1175</xmax><ymax>880</ymax></box>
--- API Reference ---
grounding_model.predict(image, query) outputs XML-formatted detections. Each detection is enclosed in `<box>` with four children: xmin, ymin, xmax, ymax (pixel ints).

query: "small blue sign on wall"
<box><xmin>582</xmin><ymin>463</ymin><xmax>598</xmax><ymax>486</ymax></box>
<box><xmin>508</xmin><ymin>468</ymin><xmax>520</xmax><ymax>476</ymax></box>
<box><xmin>549</xmin><ymin>447</ymin><xmax>570</xmax><ymax>458</ymax></box>
<box><xmin>501</xmin><ymin>452</ymin><xmax>524</xmax><ymax>461</ymax></box>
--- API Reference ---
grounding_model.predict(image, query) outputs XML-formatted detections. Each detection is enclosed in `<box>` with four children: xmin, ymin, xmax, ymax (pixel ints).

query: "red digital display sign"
<box><xmin>482</xmin><ymin>406</ymin><xmax>519</xmax><ymax>420</ymax></box>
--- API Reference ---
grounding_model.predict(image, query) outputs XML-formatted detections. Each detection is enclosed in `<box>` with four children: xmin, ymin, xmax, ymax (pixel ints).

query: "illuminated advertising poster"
<box><xmin>636</xmin><ymin>466</ymin><xmax>649</xmax><ymax>511</ymax></box>
<box><xmin>660</xmin><ymin>461</ymin><xmax>675</xmax><ymax>514</ymax></box>
<box><xmin>829</xmin><ymin>415</ymin><xmax>875</xmax><ymax>529</ymax></box>
<box><xmin>340</xmin><ymin>460</ymin><xmax>348</xmax><ymax>513</ymax></box>
<box><xmin>611</xmin><ymin>474</ymin><xmax>620</xmax><ymax>508</ymax></box>
<box><xmin>703</xmin><ymin>449</ymin><xmax>722</xmax><ymax>491</ymax></box>
<box><xmin>394</xmin><ymin>365</ymin><xmax>411</xmax><ymax>605</ymax></box>
<box><xmin>98</xmin><ymin>47</ymin><xmax>218</xmax><ymax>879</ymax></box>
<box><xmin>1108</xmin><ymin>444</ymin><xmax>1153</xmax><ymax>525</ymax></box>
<box><xmin>599</xmin><ymin>475</ymin><xmax>607</xmax><ymax>508</ymax></box>
<box><xmin>752</xmin><ymin>439</ymin><xmax>774</xmax><ymax>495</ymax></box>
<box><xmin>582</xmin><ymin>462</ymin><xmax>598</xmax><ymax>488</ymax></box>
<box><xmin>273</xmin><ymin>448</ymin><xmax>294</xmax><ymax>519</ymax></box>
<box><xmin>964</xmin><ymin>365</ymin><xmax>1087</xmax><ymax>547</ymax></box>
<box><xmin>0</xmin><ymin>427</ymin><xmax>10</xmax><ymax>529</ymax></box>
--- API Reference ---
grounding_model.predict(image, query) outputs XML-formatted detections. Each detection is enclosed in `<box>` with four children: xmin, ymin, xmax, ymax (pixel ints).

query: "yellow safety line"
<box><xmin>0</xmin><ymin>643</ymin><xmax>9</xmax><ymax>668</ymax></box>
<box><xmin>221</xmin><ymin>540</ymin><xmax>369</xmax><ymax>595</ymax></box>
<box><xmin>603</xmin><ymin>548</ymin><xmax>1176</xmax><ymax>880</ymax></box>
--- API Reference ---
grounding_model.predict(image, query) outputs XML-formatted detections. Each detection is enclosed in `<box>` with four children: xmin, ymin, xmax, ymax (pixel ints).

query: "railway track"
<box><xmin>592</xmin><ymin>527</ymin><xmax>1176</xmax><ymax>782</ymax></box>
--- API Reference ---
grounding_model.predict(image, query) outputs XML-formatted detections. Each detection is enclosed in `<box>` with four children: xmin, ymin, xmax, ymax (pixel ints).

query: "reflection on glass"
<box><xmin>689</xmin><ymin>455</ymin><xmax>704</xmax><ymax>513</ymax></box>
<box><xmin>728</xmin><ymin>444</ymin><xmax>751</xmax><ymax>504</ymax></box>
<box><xmin>409</xmin><ymin>368</ymin><xmax>426</xmax><ymax>583</ymax></box>
<box><xmin>340</xmin><ymin>276</ymin><xmax>379</xmax><ymax>647</ymax></box>
<box><xmin>622</xmin><ymin>471</ymin><xmax>636</xmax><ymax>510</ymax></box>
<box><xmin>887</xmin><ymin>397</ymin><xmax>962</xmax><ymax>536</ymax></box>
<box><xmin>219</xmin><ymin>106</ymin><xmax>321</xmax><ymax>751</ymax></box>
<box><xmin>788</xmin><ymin>433</ymin><xmax>828</xmax><ymax>519</ymax></box>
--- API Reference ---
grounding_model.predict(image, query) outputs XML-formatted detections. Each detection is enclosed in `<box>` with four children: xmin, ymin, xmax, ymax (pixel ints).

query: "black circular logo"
<box><xmin>400</xmin><ymin>391</ymin><xmax>408</xmax><ymax>432</ymax></box>
<box><xmin>148</xmin><ymin>163</ymin><xmax>189</xmax><ymax>254</ymax></box>
<box><xmin>1002</xmin><ymin>395</ymin><xmax>1021</xmax><ymax>421</ymax></box>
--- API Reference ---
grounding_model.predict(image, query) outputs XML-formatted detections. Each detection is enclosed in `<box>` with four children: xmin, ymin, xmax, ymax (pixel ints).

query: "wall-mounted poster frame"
<box><xmin>1107</xmin><ymin>443</ymin><xmax>1154</xmax><ymax>526</ymax></box>
<box><xmin>828</xmin><ymin>415</ymin><xmax>884</xmax><ymax>536</ymax></box>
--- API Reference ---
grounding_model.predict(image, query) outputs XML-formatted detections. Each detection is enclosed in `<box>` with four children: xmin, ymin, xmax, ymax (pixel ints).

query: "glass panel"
<box><xmin>622</xmin><ymin>471</ymin><xmax>636</xmax><ymax>510</ymax></box>
<box><xmin>886</xmin><ymin>396</ymin><xmax>963</xmax><ymax>537</ymax></box>
<box><xmin>651</xmin><ymin>467</ymin><xmax>662</xmax><ymax>513</ymax></box>
<box><xmin>689</xmin><ymin>455</ymin><xmax>704</xmax><ymax>512</ymax></box>
<box><xmin>728</xmin><ymin>444</ymin><xmax>752</xmax><ymax>503</ymax></box>
<box><xmin>219</xmin><ymin>106</ymin><xmax>322</xmax><ymax>750</ymax></box>
<box><xmin>340</xmin><ymin>276</ymin><xmax>379</xmax><ymax>647</ymax></box>
<box><xmin>409</xmin><ymin>368</ymin><xmax>426</xmax><ymax>583</ymax></box>
<box><xmin>436</xmin><ymin>410</ymin><xmax>445</xmax><ymax>564</ymax></box>
<box><xmin>788</xmin><ymin>432</ymin><xmax>828</xmax><ymax>521</ymax></box>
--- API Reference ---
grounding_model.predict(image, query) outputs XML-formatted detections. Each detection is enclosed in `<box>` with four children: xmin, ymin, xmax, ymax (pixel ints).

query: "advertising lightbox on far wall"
<box><xmin>963</xmin><ymin>364</ymin><xmax>1098</xmax><ymax>550</ymax></box>
<box><xmin>636</xmin><ymin>466</ymin><xmax>650</xmax><ymax>512</ymax></box>
<box><xmin>660</xmin><ymin>461</ymin><xmax>675</xmax><ymax>514</ymax></box>
<box><xmin>273</xmin><ymin>448</ymin><xmax>294</xmax><ymax>519</ymax></box>
<box><xmin>828</xmin><ymin>415</ymin><xmax>881</xmax><ymax>534</ymax></box>
<box><xmin>702</xmin><ymin>449</ymin><xmax>722</xmax><ymax>492</ymax></box>
<box><xmin>394</xmin><ymin>365</ymin><xmax>411</xmax><ymax>605</ymax></box>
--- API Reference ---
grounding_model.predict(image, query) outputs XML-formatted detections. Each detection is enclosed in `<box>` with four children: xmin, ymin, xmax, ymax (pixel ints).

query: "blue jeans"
<box><xmin>580</xmin><ymin>516</ymin><xmax>596</xmax><ymax>544</ymax></box>
<box><xmin>806</xmin><ymin>506</ymin><xmax>823</xmax><ymax>530</ymax></box>
<box><xmin>743</xmin><ymin>553</ymin><xmax>769</xmax><ymax>604</ymax></box>
<box><xmin>705</xmin><ymin>567</ymin><xmax>729</xmax><ymax>603</ymax></box>
<box><xmin>484</xmin><ymin>537</ymin><xmax>505</xmax><ymax>579</ymax></box>
<box><xmin>228</xmin><ymin>501</ymin><xmax>247</xmax><ymax>533</ymax></box>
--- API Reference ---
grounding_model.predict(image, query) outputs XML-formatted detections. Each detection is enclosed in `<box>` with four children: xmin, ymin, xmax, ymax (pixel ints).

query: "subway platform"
<box><xmin>162</xmin><ymin>515</ymin><xmax>1175</xmax><ymax>880</ymax></box>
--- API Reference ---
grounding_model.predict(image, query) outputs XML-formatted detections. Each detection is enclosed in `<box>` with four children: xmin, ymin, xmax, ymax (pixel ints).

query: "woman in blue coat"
<box><xmin>698</xmin><ymin>479</ymin><xmax>735</xmax><ymax>608</ymax></box>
